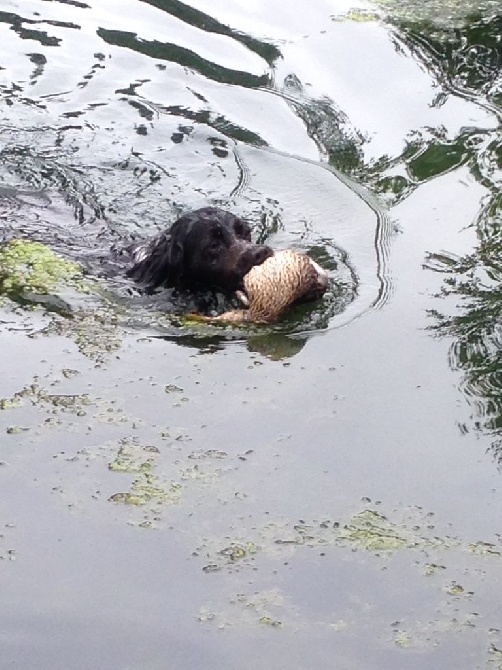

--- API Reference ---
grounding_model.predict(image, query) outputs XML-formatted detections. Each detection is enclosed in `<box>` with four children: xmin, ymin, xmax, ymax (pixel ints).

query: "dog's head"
<box><xmin>127</xmin><ymin>207</ymin><xmax>273</xmax><ymax>293</ymax></box>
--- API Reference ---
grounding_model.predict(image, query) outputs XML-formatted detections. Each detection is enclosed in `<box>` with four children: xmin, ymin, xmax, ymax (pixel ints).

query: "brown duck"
<box><xmin>201</xmin><ymin>249</ymin><xmax>328</xmax><ymax>323</ymax></box>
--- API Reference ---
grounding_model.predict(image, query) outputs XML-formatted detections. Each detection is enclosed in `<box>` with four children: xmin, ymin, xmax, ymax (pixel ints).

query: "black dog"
<box><xmin>126</xmin><ymin>207</ymin><xmax>273</xmax><ymax>294</ymax></box>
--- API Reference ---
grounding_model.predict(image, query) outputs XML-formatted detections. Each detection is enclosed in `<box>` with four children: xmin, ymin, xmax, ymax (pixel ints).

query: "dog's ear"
<box><xmin>165</xmin><ymin>236</ymin><xmax>184</xmax><ymax>286</ymax></box>
<box><xmin>127</xmin><ymin>231</ymin><xmax>184</xmax><ymax>289</ymax></box>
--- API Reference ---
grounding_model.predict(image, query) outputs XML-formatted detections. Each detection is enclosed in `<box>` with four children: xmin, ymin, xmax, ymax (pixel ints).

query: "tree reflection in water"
<box><xmin>401</xmin><ymin>14</ymin><xmax>502</xmax><ymax>458</ymax></box>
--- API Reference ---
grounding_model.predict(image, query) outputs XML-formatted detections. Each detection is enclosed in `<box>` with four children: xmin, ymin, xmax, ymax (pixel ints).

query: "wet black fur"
<box><xmin>126</xmin><ymin>207</ymin><xmax>272</xmax><ymax>294</ymax></box>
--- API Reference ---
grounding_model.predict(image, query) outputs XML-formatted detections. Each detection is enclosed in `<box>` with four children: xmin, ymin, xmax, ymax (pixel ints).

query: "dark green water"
<box><xmin>0</xmin><ymin>1</ymin><xmax>501</xmax><ymax>668</ymax></box>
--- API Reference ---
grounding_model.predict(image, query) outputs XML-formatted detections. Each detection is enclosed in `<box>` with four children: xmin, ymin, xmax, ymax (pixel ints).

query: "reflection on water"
<box><xmin>97</xmin><ymin>26</ymin><xmax>272</xmax><ymax>89</ymax></box>
<box><xmin>428</xmin><ymin>194</ymin><xmax>502</xmax><ymax>459</ymax></box>
<box><xmin>359</xmin><ymin>14</ymin><xmax>501</xmax><ymax>205</ymax></box>
<box><xmin>406</xmin><ymin>13</ymin><xmax>502</xmax><ymax>457</ymax></box>
<box><xmin>138</xmin><ymin>0</ymin><xmax>282</xmax><ymax>66</ymax></box>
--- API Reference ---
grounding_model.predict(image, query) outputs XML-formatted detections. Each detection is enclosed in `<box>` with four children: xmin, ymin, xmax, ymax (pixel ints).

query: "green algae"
<box><xmin>0</xmin><ymin>239</ymin><xmax>125</xmax><ymax>361</ymax></box>
<box><xmin>108</xmin><ymin>445</ymin><xmax>153</xmax><ymax>474</ymax></box>
<box><xmin>109</xmin><ymin>475</ymin><xmax>182</xmax><ymax>507</ymax></box>
<box><xmin>197</xmin><ymin>505</ymin><xmax>484</xmax><ymax>577</ymax></box>
<box><xmin>333</xmin><ymin>9</ymin><xmax>380</xmax><ymax>22</ymax></box>
<box><xmin>6</xmin><ymin>425</ymin><xmax>29</xmax><ymax>435</ymax></box>
<box><xmin>335</xmin><ymin>0</ymin><xmax>501</xmax><ymax>29</ymax></box>
<box><xmin>219</xmin><ymin>542</ymin><xmax>259</xmax><ymax>562</ymax></box>
<box><xmin>132</xmin><ymin>473</ymin><xmax>182</xmax><ymax>503</ymax></box>
<box><xmin>315</xmin><ymin>509</ymin><xmax>450</xmax><ymax>553</ymax></box>
<box><xmin>334</xmin><ymin>509</ymin><xmax>460</xmax><ymax>553</ymax></box>
<box><xmin>0</xmin><ymin>239</ymin><xmax>85</xmax><ymax>305</ymax></box>
<box><xmin>199</xmin><ymin>589</ymin><xmax>288</xmax><ymax>630</ymax></box>
<box><xmin>445</xmin><ymin>581</ymin><xmax>465</xmax><ymax>596</ymax></box>
<box><xmin>108</xmin><ymin>492</ymin><xmax>147</xmax><ymax>506</ymax></box>
<box><xmin>489</xmin><ymin>645</ymin><xmax>502</xmax><ymax>669</ymax></box>
<box><xmin>467</xmin><ymin>541</ymin><xmax>501</xmax><ymax>557</ymax></box>
<box><xmin>394</xmin><ymin>630</ymin><xmax>414</xmax><ymax>648</ymax></box>
<box><xmin>0</xmin><ymin>398</ymin><xmax>22</xmax><ymax>410</ymax></box>
<box><xmin>41</xmin><ymin>305</ymin><xmax>124</xmax><ymax>362</ymax></box>
<box><xmin>376</xmin><ymin>0</ymin><xmax>500</xmax><ymax>26</ymax></box>
<box><xmin>336</xmin><ymin>509</ymin><xmax>412</xmax><ymax>552</ymax></box>
<box><xmin>0</xmin><ymin>382</ymin><xmax>91</xmax><ymax>415</ymax></box>
<box><xmin>259</xmin><ymin>616</ymin><xmax>282</xmax><ymax>627</ymax></box>
<box><xmin>107</xmin><ymin>441</ymin><xmax>182</xmax><ymax>509</ymax></box>
<box><xmin>424</xmin><ymin>562</ymin><xmax>446</xmax><ymax>576</ymax></box>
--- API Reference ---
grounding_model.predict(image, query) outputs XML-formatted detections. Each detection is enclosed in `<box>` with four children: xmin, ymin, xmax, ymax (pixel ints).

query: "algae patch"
<box><xmin>336</xmin><ymin>510</ymin><xmax>411</xmax><ymax>551</ymax></box>
<box><xmin>0</xmin><ymin>382</ymin><xmax>92</xmax><ymax>417</ymax></box>
<box><xmin>198</xmin><ymin>589</ymin><xmax>287</xmax><ymax>630</ymax></box>
<box><xmin>0</xmin><ymin>239</ymin><xmax>124</xmax><ymax>361</ymax></box>
<box><xmin>0</xmin><ymin>523</ymin><xmax>16</xmax><ymax>562</ymax></box>
<box><xmin>6</xmin><ymin>425</ymin><xmax>29</xmax><ymax>435</ymax></box>
<box><xmin>332</xmin><ymin>9</ymin><xmax>380</xmax><ymax>22</ymax></box>
<box><xmin>196</xmin><ymin>504</ymin><xmax>500</xmax><ymax>576</ymax></box>
<box><xmin>445</xmin><ymin>581</ymin><xmax>470</xmax><ymax>597</ymax></box>
<box><xmin>108</xmin><ymin>472</ymin><xmax>182</xmax><ymax>508</ymax></box>
<box><xmin>336</xmin><ymin>509</ymin><xmax>444</xmax><ymax>552</ymax></box>
<box><xmin>0</xmin><ymin>239</ymin><xmax>85</xmax><ymax>308</ymax></box>
<box><xmin>489</xmin><ymin>645</ymin><xmax>502</xmax><ymax>670</ymax></box>
<box><xmin>108</xmin><ymin>444</ymin><xmax>153</xmax><ymax>474</ymax></box>
<box><xmin>467</xmin><ymin>541</ymin><xmax>501</xmax><ymax>557</ymax></box>
<box><xmin>219</xmin><ymin>541</ymin><xmax>259</xmax><ymax>563</ymax></box>
<box><xmin>107</xmin><ymin>442</ymin><xmax>182</xmax><ymax>510</ymax></box>
<box><xmin>269</xmin><ymin>509</ymin><xmax>451</xmax><ymax>555</ymax></box>
<box><xmin>334</xmin><ymin>0</ymin><xmax>501</xmax><ymax>29</ymax></box>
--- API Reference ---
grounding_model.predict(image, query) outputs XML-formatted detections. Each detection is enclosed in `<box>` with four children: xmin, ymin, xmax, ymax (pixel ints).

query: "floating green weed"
<box><xmin>0</xmin><ymin>239</ymin><xmax>84</xmax><ymax>301</ymax></box>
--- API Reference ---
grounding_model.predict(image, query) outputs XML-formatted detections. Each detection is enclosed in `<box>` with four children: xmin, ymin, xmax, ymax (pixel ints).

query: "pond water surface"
<box><xmin>0</xmin><ymin>1</ymin><xmax>501</xmax><ymax>669</ymax></box>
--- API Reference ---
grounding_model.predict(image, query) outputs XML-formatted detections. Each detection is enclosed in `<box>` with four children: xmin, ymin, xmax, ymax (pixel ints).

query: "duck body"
<box><xmin>211</xmin><ymin>249</ymin><xmax>328</xmax><ymax>323</ymax></box>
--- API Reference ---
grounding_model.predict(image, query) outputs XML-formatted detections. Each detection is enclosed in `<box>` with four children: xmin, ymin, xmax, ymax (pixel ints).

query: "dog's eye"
<box><xmin>234</xmin><ymin>220</ymin><xmax>248</xmax><ymax>238</ymax></box>
<box><xmin>211</xmin><ymin>227</ymin><xmax>224</xmax><ymax>241</ymax></box>
<box><xmin>209</xmin><ymin>228</ymin><xmax>225</xmax><ymax>249</ymax></box>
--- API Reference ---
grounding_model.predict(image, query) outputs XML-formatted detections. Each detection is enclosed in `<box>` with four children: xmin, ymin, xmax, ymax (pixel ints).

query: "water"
<box><xmin>0</xmin><ymin>1</ymin><xmax>501</xmax><ymax>668</ymax></box>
